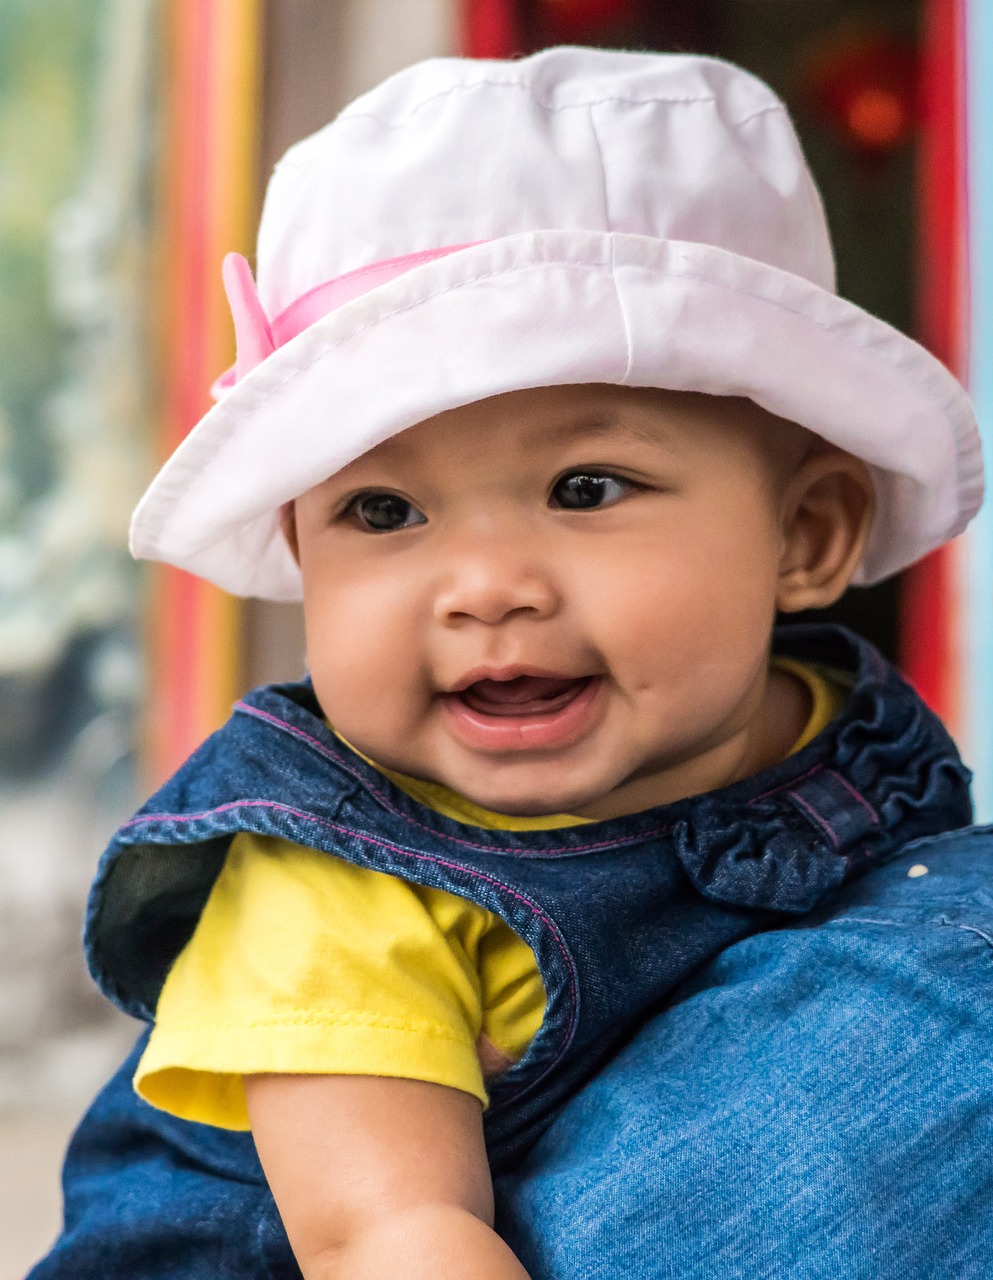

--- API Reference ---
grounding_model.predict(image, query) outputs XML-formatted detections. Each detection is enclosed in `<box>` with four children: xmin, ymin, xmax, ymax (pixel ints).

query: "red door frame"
<box><xmin>899</xmin><ymin>0</ymin><xmax>969</xmax><ymax>727</ymax></box>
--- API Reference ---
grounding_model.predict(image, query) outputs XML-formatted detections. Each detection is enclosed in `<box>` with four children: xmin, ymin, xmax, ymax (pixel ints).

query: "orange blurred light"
<box><xmin>803</xmin><ymin>29</ymin><xmax>918</xmax><ymax>158</ymax></box>
<box><xmin>846</xmin><ymin>87</ymin><xmax>907</xmax><ymax>150</ymax></box>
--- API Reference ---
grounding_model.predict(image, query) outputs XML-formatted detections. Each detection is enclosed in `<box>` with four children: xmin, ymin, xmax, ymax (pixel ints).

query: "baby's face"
<box><xmin>286</xmin><ymin>385</ymin><xmax>832</xmax><ymax>819</ymax></box>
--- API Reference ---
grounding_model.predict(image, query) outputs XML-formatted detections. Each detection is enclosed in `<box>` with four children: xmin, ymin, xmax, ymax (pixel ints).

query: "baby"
<box><xmin>32</xmin><ymin>47</ymin><xmax>988</xmax><ymax>1280</ymax></box>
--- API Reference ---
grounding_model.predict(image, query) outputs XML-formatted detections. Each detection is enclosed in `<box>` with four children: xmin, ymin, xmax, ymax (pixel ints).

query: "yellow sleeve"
<box><xmin>478</xmin><ymin>912</ymin><xmax>546</xmax><ymax>1063</ymax></box>
<box><xmin>135</xmin><ymin>833</ymin><xmax>544</xmax><ymax>1128</ymax></box>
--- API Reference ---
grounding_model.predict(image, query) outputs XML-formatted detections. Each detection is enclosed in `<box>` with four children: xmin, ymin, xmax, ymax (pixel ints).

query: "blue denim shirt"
<box><xmin>84</xmin><ymin>624</ymin><xmax>971</xmax><ymax>1175</ymax></box>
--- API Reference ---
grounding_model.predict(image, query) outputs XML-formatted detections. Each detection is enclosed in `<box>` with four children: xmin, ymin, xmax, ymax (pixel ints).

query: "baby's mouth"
<box><xmin>441</xmin><ymin>671</ymin><xmax>605</xmax><ymax>751</ymax></box>
<box><xmin>457</xmin><ymin>675</ymin><xmax>594</xmax><ymax>717</ymax></box>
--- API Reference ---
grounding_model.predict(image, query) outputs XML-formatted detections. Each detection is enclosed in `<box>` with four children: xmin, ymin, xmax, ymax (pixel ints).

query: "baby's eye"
<box><xmin>550</xmin><ymin>472</ymin><xmax>635</xmax><ymax>510</ymax></box>
<box><xmin>350</xmin><ymin>493</ymin><xmax>426</xmax><ymax>532</ymax></box>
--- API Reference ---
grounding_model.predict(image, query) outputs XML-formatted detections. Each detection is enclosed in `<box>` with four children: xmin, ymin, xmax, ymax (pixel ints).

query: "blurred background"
<box><xmin>1</xmin><ymin>0</ymin><xmax>990</xmax><ymax>1273</ymax></box>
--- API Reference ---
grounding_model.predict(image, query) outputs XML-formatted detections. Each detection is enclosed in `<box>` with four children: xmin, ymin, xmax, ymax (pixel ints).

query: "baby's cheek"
<box><xmin>594</xmin><ymin>563</ymin><xmax>711</xmax><ymax>656</ymax></box>
<box><xmin>598</xmin><ymin>566</ymin><xmax>772</xmax><ymax>716</ymax></box>
<box><xmin>306</xmin><ymin>598</ymin><xmax>429</xmax><ymax>742</ymax></box>
<box><xmin>303</xmin><ymin>610</ymin><xmax>385</xmax><ymax>709</ymax></box>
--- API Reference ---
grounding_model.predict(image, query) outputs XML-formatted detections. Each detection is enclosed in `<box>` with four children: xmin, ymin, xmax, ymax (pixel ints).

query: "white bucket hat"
<box><xmin>131</xmin><ymin>46</ymin><xmax>983</xmax><ymax>601</ymax></box>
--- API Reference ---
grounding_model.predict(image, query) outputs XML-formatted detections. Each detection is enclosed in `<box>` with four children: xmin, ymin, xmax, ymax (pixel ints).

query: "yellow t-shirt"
<box><xmin>135</xmin><ymin>660</ymin><xmax>847</xmax><ymax>1128</ymax></box>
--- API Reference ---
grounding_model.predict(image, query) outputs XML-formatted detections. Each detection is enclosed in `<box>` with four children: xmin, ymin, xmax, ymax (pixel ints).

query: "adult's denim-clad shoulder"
<box><xmin>495</xmin><ymin>824</ymin><xmax>993</xmax><ymax>1279</ymax></box>
<box><xmin>30</xmin><ymin>625</ymin><xmax>993</xmax><ymax>1279</ymax></box>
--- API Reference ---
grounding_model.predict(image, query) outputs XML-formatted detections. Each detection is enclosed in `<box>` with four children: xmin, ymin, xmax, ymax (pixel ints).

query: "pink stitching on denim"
<box><xmin>233</xmin><ymin>701</ymin><xmax>674</xmax><ymax>855</ymax></box>
<box><xmin>789</xmin><ymin>791</ymin><xmax>841</xmax><ymax>851</ymax></box>
<box><xmin>119</xmin><ymin>797</ymin><xmax>579</xmax><ymax>1065</ymax></box>
<box><xmin>824</xmin><ymin>768</ymin><xmax>880</xmax><ymax>826</ymax></box>
<box><xmin>121</xmin><ymin>799</ymin><xmax>292</xmax><ymax>830</ymax></box>
<box><xmin>748</xmin><ymin>764</ymin><xmax>824</xmax><ymax>807</ymax></box>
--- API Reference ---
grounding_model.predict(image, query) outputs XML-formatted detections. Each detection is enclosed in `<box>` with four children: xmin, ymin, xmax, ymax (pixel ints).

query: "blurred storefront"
<box><xmin>0</xmin><ymin>0</ymin><xmax>155</xmax><ymax>1116</ymax></box>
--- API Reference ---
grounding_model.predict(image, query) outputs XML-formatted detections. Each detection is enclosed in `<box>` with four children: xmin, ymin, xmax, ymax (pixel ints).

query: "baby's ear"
<box><xmin>776</xmin><ymin>451</ymin><xmax>875</xmax><ymax>613</ymax></box>
<box><xmin>280</xmin><ymin>501</ymin><xmax>301</xmax><ymax>565</ymax></box>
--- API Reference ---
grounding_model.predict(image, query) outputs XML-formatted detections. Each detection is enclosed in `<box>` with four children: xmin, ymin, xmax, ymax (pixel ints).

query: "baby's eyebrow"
<box><xmin>544</xmin><ymin>413</ymin><xmax>674</xmax><ymax>450</ymax></box>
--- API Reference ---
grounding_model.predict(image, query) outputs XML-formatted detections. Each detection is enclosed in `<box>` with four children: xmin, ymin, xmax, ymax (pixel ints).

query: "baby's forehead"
<box><xmin>303</xmin><ymin>385</ymin><xmax>810</xmax><ymax>499</ymax></box>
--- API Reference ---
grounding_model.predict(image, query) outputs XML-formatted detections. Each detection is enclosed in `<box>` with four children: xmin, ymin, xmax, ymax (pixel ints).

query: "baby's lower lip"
<box><xmin>440</xmin><ymin>676</ymin><xmax>603</xmax><ymax>751</ymax></box>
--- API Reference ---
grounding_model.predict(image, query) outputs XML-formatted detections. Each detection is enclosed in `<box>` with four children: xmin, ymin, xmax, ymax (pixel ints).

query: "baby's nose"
<box><xmin>433</xmin><ymin>549</ymin><xmax>560</xmax><ymax>627</ymax></box>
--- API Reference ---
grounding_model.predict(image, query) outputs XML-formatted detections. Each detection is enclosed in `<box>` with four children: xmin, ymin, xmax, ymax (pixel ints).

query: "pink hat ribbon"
<box><xmin>213</xmin><ymin>242</ymin><xmax>480</xmax><ymax>397</ymax></box>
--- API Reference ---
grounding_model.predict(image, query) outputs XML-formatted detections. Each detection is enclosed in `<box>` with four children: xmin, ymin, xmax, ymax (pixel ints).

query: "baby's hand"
<box><xmin>245</xmin><ymin>1073</ymin><xmax>531</xmax><ymax>1280</ymax></box>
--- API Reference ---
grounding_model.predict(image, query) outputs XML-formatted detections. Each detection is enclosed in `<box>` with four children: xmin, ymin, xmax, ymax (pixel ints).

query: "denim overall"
<box><xmin>31</xmin><ymin>625</ymin><xmax>993</xmax><ymax>1279</ymax></box>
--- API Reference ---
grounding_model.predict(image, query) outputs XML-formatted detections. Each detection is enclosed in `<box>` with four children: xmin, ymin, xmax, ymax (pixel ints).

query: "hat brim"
<box><xmin>130</xmin><ymin>231</ymin><xmax>982</xmax><ymax>600</ymax></box>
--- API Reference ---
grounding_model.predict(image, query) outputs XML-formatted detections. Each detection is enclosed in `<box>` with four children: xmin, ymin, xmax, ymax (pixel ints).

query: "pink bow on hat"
<box><xmin>215</xmin><ymin>243</ymin><xmax>481</xmax><ymax>396</ymax></box>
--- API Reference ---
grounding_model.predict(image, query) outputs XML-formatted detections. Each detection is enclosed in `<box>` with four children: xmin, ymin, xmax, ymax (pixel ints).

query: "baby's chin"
<box><xmin>478</xmin><ymin>793</ymin><xmax>589</xmax><ymax>819</ymax></box>
<box><xmin>450</xmin><ymin>772</ymin><xmax>620</xmax><ymax>821</ymax></box>
<box><xmin>349</xmin><ymin>732</ymin><xmax>628</xmax><ymax>820</ymax></box>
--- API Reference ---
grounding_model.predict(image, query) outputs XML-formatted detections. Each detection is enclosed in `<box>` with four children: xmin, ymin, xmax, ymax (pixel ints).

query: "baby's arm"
<box><xmin>246</xmin><ymin>1072</ymin><xmax>531</xmax><ymax>1279</ymax></box>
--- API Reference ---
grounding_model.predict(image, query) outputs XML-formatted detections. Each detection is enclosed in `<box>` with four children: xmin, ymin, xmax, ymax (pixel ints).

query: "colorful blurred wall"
<box><xmin>0</xmin><ymin>0</ymin><xmax>154</xmax><ymax>1107</ymax></box>
<box><xmin>0</xmin><ymin>3</ymin><xmax>158</xmax><ymax>1271</ymax></box>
